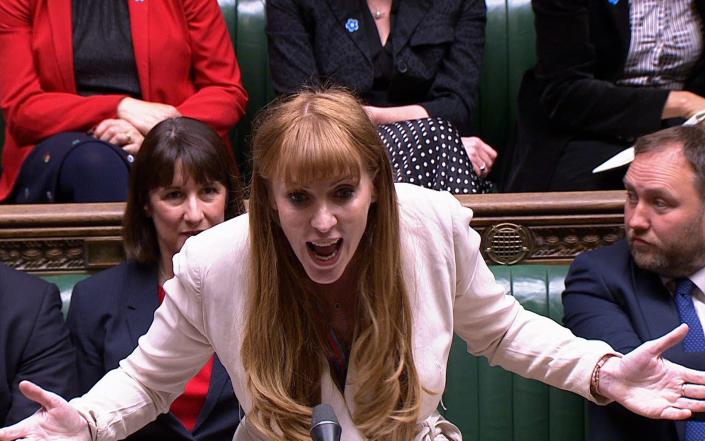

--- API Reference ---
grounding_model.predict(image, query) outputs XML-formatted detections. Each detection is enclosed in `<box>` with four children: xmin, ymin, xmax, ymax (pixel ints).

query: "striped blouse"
<box><xmin>617</xmin><ymin>0</ymin><xmax>704</xmax><ymax>90</ymax></box>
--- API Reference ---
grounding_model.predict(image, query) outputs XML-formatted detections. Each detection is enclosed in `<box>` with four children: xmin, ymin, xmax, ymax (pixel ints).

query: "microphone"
<box><xmin>310</xmin><ymin>404</ymin><xmax>341</xmax><ymax>441</ymax></box>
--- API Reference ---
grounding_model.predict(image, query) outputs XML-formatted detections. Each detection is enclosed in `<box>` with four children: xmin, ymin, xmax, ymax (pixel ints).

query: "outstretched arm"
<box><xmin>446</xmin><ymin>193</ymin><xmax>705</xmax><ymax>415</ymax></box>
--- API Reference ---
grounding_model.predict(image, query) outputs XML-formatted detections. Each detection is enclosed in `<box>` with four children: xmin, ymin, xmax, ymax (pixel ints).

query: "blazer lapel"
<box><xmin>46</xmin><ymin>0</ymin><xmax>76</xmax><ymax>92</ymax></box>
<box><xmin>125</xmin><ymin>263</ymin><xmax>159</xmax><ymax>347</ymax></box>
<box><xmin>128</xmin><ymin>0</ymin><xmax>151</xmax><ymax>99</ymax></box>
<box><xmin>192</xmin><ymin>356</ymin><xmax>229</xmax><ymax>432</ymax></box>
<box><xmin>324</xmin><ymin>0</ymin><xmax>372</xmax><ymax>63</ymax></box>
<box><xmin>632</xmin><ymin>265</ymin><xmax>681</xmax><ymax>343</ymax></box>
<box><xmin>391</xmin><ymin>0</ymin><xmax>432</xmax><ymax>56</ymax></box>
<box><xmin>631</xmin><ymin>266</ymin><xmax>688</xmax><ymax>440</ymax></box>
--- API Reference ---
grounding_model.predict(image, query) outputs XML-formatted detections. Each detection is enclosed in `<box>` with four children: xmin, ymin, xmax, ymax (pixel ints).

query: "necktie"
<box><xmin>673</xmin><ymin>278</ymin><xmax>705</xmax><ymax>440</ymax></box>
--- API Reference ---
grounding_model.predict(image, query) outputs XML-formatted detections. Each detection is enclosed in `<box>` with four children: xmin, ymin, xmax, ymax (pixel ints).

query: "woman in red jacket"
<box><xmin>0</xmin><ymin>0</ymin><xmax>248</xmax><ymax>203</ymax></box>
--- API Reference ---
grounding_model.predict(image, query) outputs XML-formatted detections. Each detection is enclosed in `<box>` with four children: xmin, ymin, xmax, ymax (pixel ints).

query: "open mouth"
<box><xmin>306</xmin><ymin>238</ymin><xmax>343</xmax><ymax>262</ymax></box>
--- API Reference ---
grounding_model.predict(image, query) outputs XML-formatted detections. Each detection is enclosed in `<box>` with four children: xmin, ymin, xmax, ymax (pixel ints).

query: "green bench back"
<box><xmin>41</xmin><ymin>273</ymin><xmax>90</xmax><ymax>318</ymax></box>
<box><xmin>442</xmin><ymin>265</ymin><xmax>587</xmax><ymax>441</ymax></box>
<box><xmin>478</xmin><ymin>0</ymin><xmax>536</xmax><ymax>153</ymax></box>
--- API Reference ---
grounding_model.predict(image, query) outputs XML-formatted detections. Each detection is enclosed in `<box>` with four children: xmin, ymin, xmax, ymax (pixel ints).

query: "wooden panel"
<box><xmin>0</xmin><ymin>203</ymin><xmax>125</xmax><ymax>273</ymax></box>
<box><xmin>0</xmin><ymin>191</ymin><xmax>626</xmax><ymax>272</ymax></box>
<box><xmin>458</xmin><ymin>190</ymin><xmax>626</xmax><ymax>264</ymax></box>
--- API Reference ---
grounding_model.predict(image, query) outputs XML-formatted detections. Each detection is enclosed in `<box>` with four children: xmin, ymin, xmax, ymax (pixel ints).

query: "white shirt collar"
<box><xmin>689</xmin><ymin>266</ymin><xmax>705</xmax><ymax>295</ymax></box>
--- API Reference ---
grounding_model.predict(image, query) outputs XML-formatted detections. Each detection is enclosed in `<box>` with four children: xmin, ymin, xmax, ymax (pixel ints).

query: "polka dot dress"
<box><xmin>377</xmin><ymin>117</ymin><xmax>494</xmax><ymax>194</ymax></box>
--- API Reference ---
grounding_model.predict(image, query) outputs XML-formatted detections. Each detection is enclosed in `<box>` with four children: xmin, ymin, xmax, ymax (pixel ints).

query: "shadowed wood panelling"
<box><xmin>0</xmin><ymin>203</ymin><xmax>125</xmax><ymax>273</ymax></box>
<box><xmin>0</xmin><ymin>191</ymin><xmax>626</xmax><ymax>273</ymax></box>
<box><xmin>457</xmin><ymin>190</ymin><xmax>626</xmax><ymax>265</ymax></box>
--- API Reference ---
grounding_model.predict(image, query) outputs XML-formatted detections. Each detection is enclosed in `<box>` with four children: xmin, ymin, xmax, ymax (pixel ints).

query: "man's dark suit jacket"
<box><xmin>0</xmin><ymin>264</ymin><xmax>78</xmax><ymax>426</ymax></box>
<box><xmin>66</xmin><ymin>260</ymin><xmax>239</xmax><ymax>441</ymax></box>
<box><xmin>563</xmin><ymin>240</ymin><xmax>705</xmax><ymax>441</ymax></box>
<box><xmin>505</xmin><ymin>0</ymin><xmax>705</xmax><ymax>192</ymax></box>
<box><xmin>266</xmin><ymin>0</ymin><xmax>486</xmax><ymax>134</ymax></box>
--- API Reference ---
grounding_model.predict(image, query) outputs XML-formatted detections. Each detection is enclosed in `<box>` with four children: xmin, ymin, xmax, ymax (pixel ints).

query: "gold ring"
<box><xmin>682</xmin><ymin>383</ymin><xmax>687</xmax><ymax>397</ymax></box>
<box><xmin>479</xmin><ymin>163</ymin><xmax>487</xmax><ymax>173</ymax></box>
<box><xmin>125</xmin><ymin>133</ymin><xmax>132</xmax><ymax>143</ymax></box>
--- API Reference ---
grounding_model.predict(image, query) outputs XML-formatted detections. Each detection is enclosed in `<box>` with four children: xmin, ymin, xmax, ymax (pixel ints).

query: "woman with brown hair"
<box><xmin>3</xmin><ymin>88</ymin><xmax>705</xmax><ymax>441</ymax></box>
<box><xmin>66</xmin><ymin>117</ymin><xmax>244</xmax><ymax>441</ymax></box>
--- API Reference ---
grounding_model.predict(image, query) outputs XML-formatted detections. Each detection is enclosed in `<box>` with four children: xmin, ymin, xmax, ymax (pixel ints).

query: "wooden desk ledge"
<box><xmin>0</xmin><ymin>191</ymin><xmax>626</xmax><ymax>273</ymax></box>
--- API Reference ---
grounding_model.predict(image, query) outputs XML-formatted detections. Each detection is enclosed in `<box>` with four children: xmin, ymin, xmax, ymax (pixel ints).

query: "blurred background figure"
<box><xmin>506</xmin><ymin>0</ymin><xmax>705</xmax><ymax>192</ymax></box>
<box><xmin>267</xmin><ymin>0</ymin><xmax>497</xmax><ymax>193</ymax></box>
<box><xmin>66</xmin><ymin>118</ymin><xmax>244</xmax><ymax>441</ymax></box>
<box><xmin>0</xmin><ymin>1</ymin><xmax>247</xmax><ymax>203</ymax></box>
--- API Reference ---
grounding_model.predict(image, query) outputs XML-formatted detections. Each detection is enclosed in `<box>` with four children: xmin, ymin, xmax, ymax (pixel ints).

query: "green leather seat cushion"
<box><xmin>441</xmin><ymin>265</ymin><xmax>587</xmax><ymax>441</ymax></box>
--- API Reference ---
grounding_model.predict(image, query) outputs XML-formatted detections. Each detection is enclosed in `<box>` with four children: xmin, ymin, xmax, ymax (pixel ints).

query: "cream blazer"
<box><xmin>71</xmin><ymin>184</ymin><xmax>614</xmax><ymax>440</ymax></box>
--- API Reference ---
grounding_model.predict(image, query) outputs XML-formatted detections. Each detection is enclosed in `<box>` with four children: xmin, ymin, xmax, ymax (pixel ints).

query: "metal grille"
<box><xmin>483</xmin><ymin>223</ymin><xmax>532</xmax><ymax>265</ymax></box>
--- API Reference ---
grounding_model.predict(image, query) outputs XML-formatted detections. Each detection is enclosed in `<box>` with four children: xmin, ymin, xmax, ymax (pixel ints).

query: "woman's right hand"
<box><xmin>93</xmin><ymin>118</ymin><xmax>145</xmax><ymax>154</ymax></box>
<box><xmin>117</xmin><ymin>97</ymin><xmax>181</xmax><ymax>135</ymax></box>
<box><xmin>461</xmin><ymin>136</ymin><xmax>498</xmax><ymax>177</ymax></box>
<box><xmin>0</xmin><ymin>381</ymin><xmax>90</xmax><ymax>441</ymax></box>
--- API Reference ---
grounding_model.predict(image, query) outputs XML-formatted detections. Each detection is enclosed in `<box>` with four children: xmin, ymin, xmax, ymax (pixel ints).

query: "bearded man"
<box><xmin>562</xmin><ymin>124</ymin><xmax>705</xmax><ymax>441</ymax></box>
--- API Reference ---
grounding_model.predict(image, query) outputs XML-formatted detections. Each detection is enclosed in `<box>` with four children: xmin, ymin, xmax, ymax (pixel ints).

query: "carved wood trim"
<box><xmin>0</xmin><ymin>191</ymin><xmax>626</xmax><ymax>272</ymax></box>
<box><xmin>457</xmin><ymin>190</ymin><xmax>626</xmax><ymax>264</ymax></box>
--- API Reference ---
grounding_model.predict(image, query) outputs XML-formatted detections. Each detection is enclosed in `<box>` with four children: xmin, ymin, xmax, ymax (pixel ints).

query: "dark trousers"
<box><xmin>13</xmin><ymin>132</ymin><xmax>131</xmax><ymax>203</ymax></box>
<box><xmin>547</xmin><ymin>138</ymin><xmax>629</xmax><ymax>192</ymax></box>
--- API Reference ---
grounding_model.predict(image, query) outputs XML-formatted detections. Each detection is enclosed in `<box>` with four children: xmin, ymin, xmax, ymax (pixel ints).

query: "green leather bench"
<box><xmin>443</xmin><ymin>265</ymin><xmax>588</xmax><ymax>441</ymax></box>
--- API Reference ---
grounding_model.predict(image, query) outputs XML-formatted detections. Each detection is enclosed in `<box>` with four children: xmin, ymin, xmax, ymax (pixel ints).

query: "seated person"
<box><xmin>0</xmin><ymin>264</ymin><xmax>77</xmax><ymax>426</ymax></box>
<box><xmin>0</xmin><ymin>1</ymin><xmax>247</xmax><ymax>203</ymax></box>
<box><xmin>266</xmin><ymin>0</ymin><xmax>497</xmax><ymax>193</ymax></box>
<box><xmin>562</xmin><ymin>125</ymin><xmax>705</xmax><ymax>440</ymax></box>
<box><xmin>66</xmin><ymin>118</ymin><xmax>244</xmax><ymax>441</ymax></box>
<box><xmin>506</xmin><ymin>0</ymin><xmax>705</xmax><ymax>192</ymax></box>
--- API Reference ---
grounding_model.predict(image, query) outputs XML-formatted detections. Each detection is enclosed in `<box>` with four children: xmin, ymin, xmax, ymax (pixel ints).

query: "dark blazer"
<box><xmin>0</xmin><ymin>264</ymin><xmax>78</xmax><ymax>426</ymax></box>
<box><xmin>506</xmin><ymin>0</ymin><xmax>705</xmax><ymax>191</ymax></box>
<box><xmin>562</xmin><ymin>240</ymin><xmax>705</xmax><ymax>441</ymax></box>
<box><xmin>66</xmin><ymin>260</ymin><xmax>239</xmax><ymax>441</ymax></box>
<box><xmin>266</xmin><ymin>0</ymin><xmax>486</xmax><ymax>134</ymax></box>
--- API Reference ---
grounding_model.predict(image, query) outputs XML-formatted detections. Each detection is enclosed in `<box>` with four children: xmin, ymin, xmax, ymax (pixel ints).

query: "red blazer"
<box><xmin>0</xmin><ymin>0</ymin><xmax>248</xmax><ymax>201</ymax></box>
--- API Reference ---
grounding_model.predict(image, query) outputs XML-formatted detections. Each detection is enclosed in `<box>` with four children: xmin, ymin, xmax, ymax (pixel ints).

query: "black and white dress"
<box><xmin>379</xmin><ymin>118</ymin><xmax>494</xmax><ymax>194</ymax></box>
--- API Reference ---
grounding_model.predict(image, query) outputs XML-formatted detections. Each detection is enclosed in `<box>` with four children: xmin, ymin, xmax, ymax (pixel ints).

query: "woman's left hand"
<box><xmin>117</xmin><ymin>97</ymin><xmax>181</xmax><ymax>135</ymax></box>
<box><xmin>600</xmin><ymin>324</ymin><xmax>705</xmax><ymax>419</ymax></box>
<box><xmin>93</xmin><ymin>118</ymin><xmax>144</xmax><ymax>154</ymax></box>
<box><xmin>461</xmin><ymin>137</ymin><xmax>497</xmax><ymax>178</ymax></box>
